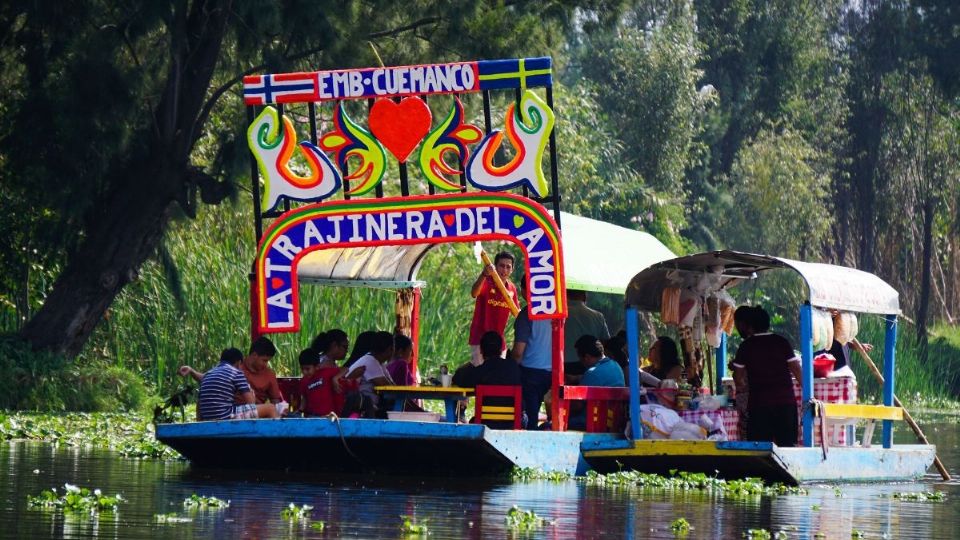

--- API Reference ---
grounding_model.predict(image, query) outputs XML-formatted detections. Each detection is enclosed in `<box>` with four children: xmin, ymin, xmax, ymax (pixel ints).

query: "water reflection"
<box><xmin>1</xmin><ymin>418</ymin><xmax>959</xmax><ymax>539</ymax></box>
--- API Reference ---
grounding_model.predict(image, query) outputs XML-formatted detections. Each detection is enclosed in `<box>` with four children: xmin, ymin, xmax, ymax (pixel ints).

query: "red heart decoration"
<box><xmin>368</xmin><ymin>97</ymin><xmax>433</xmax><ymax>163</ymax></box>
<box><xmin>442</xmin><ymin>213</ymin><xmax>455</xmax><ymax>227</ymax></box>
<box><xmin>270</xmin><ymin>277</ymin><xmax>285</xmax><ymax>290</ymax></box>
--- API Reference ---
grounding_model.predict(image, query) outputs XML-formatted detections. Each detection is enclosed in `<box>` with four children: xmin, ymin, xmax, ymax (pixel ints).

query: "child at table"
<box><xmin>386</xmin><ymin>334</ymin><xmax>416</xmax><ymax>386</ymax></box>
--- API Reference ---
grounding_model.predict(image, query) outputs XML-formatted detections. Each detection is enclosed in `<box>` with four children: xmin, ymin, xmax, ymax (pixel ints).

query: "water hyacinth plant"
<box><xmin>505</xmin><ymin>505</ymin><xmax>553</xmax><ymax>531</ymax></box>
<box><xmin>670</xmin><ymin>517</ymin><xmax>691</xmax><ymax>536</ymax></box>
<box><xmin>155</xmin><ymin>513</ymin><xmax>193</xmax><ymax>523</ymax></box>
<box><xmin>0</xmin><ymin>412</ymin><xmax>180</xmax><ymax>460</ymax></box>
<box><xmin>27</xmin><ymin>484</ymin><xmax>124</xmax><ymax>513</ymax></box>
<box><xmin>183</xmin><ymin>494</ymin><xmax>230</xmax><ymax>508</ymax></box>
<box><xmin>582</xmin><ymin>470</ymin><xmax>807</xmax><ymax>497</ymax></box>
<box><xmin>400</xmin><ymin>515</ymin><xmax>429</xmax><ymax>535</ymax></box>
<box><xmin>510</xmin><ymin>467</ymin><xmax>573</xmax><ymax>482</ymax></box>
<box><xmin>891</xmin><ymin>491</ymin><xmax>946</xmax><ymax>501</ymax></box>
<box><xmin>281</xmin><ymin>503</ymin><xmax>314</xmax><ymax>520</ymax></box>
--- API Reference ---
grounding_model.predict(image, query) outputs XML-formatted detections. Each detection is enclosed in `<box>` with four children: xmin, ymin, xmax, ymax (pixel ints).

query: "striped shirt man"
<box><xmin>197</xmin><ymin>362</ymin><xmax>251</xmax><ymax>420</ymax></box>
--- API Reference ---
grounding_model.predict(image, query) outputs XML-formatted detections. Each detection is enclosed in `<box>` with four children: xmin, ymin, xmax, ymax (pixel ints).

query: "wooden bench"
<box><xmin>817</xmin><ymin>403</ymin><xmax>903</xmax><ymax>447</ymax></box>
<box><xmin>561</xmin><ymin>386</ymin><xmax>630</xmax><ymax>433</ymax></box>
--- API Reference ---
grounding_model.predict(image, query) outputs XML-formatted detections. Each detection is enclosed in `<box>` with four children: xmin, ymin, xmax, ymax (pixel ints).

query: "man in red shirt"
<box><xmin>468</xmin><ymin>251</ymin><xmax>518</xmax><ymax>365</ymax></box>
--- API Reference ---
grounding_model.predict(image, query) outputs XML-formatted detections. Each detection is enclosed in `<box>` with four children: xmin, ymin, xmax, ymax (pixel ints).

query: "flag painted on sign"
<box><xmin>243</xmin><ymin>73</ymin><xmax>319</xmax><ymax>105</ymax></box>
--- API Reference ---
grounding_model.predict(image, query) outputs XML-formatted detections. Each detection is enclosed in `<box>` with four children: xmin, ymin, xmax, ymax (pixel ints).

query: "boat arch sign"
<box><xmin>254</xmin><ymin>192</ymin><xmax>565</xmax><ymax>333</ymax></box>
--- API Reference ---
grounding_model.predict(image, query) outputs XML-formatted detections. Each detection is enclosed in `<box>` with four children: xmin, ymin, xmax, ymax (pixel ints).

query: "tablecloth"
<box><xmin>678</xmin><ymin>408</ymin><xmax>740</xmax><ymax>441</ymax></box>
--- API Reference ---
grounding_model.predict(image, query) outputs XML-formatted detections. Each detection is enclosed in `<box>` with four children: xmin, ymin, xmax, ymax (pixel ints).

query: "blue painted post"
<box><xmin>883</xmin><ymin>315</ymin><xmax>897</xmax><ymax>448</ymax></box>
<box><xmin>799</xmin><ymin>303</ymin><xmax>814</xmax><ymax>447</ymax></box>
<box><xmin>626</xmin><ymin>306</ymin><xmax>642</xmax><ymax>440</ymax></box>
<box><xmin>716</xmin><ymin>333</ymin><xmax>727</xmax><ymax>395</ymax></box>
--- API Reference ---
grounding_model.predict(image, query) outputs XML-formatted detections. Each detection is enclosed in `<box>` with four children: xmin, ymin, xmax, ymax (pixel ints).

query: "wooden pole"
<box><xmin>851</xmin><ymin>338</ymin><xmax>950</xmax><ymax>481</ymax></box>
<box><xmin>479</xmin><ymin>251</ymin><xmax>520</xmax><ymax>316</ymax></box>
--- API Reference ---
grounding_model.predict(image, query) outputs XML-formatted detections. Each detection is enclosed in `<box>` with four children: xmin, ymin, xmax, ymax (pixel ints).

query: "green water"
<box><xmin>1</xmin><ymin>417</ymin><xmax>959</xmax><ymax>539</ymax></box>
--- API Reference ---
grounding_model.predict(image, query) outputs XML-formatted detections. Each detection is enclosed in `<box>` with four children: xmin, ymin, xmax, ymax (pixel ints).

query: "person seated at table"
<box><xmin>568</xmin><ymin>335</ymin><xmax>625</xmax><ymax>431</ymax></box>
<box><xmin>731</xmin><ymin>305</ymin><xmax>802</xmax><ymax>447</ymax></box>
<box><xmin>453</xmin><ymin>332</ymin><xmax>522</xmax><ymax>428</ymax></box>
<box><xmin>345</xmin><ymin>330</ymin><xmax>377</xmax><ymax>368</ymax></box>
<box><xmin>179</xmin><ymin>337</ymin><xmax>287</xmax><ymax>415</ymax></box>
<box><xmin>298</xmin><ymin>347</ymin><xmax>351</xmax><ymax>417</ymax></box>
<box><xmin>312</xmin><ymin>328</ymin><xmax>350</xmax><ymax>368</ymax></box>
<box><xmin>642</xmin><ymin>336</ymin><xmax>683</xmax><ymax>383</ymax></box>
<box><xmin>386</xmin><ymin>334</ymin><xmax>415</xmax><ymax>386</ymax></box>
<box><xmin>196</xmin><ymin>348</ymin><xmax>278</xmax><ymax>420</ymax></box>
<box><xmin>346</xmin><ymin>331</ymin><xmax>395</xmax><ymax>418</ymax></box>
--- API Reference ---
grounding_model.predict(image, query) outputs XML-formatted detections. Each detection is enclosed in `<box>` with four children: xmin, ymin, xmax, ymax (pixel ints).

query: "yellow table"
<box><xmin>374</xmin><ymin>385</ymin><xmax>475</xmax><ymax>422</ymax></box>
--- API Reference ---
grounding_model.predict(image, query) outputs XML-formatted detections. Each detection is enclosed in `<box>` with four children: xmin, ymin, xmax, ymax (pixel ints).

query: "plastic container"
<box><xmin>813</xmin><ymin>353</ymin><xmax>836</xmax><ymax>377</ymax></box>
<box><xmin>386</xmin><ymin>411</ymin><xmax>442</xmax><ymax>422</ymax></box>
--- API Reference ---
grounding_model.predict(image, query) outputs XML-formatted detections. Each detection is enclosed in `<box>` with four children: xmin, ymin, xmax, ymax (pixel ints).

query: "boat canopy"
<box><xmin>296</xmin><ymin>211</ymin><xmax>676</xmax><ymax>294</ymax></box>
<box><xmin>625</xmin><ymin>250</ymin><xmax>900</xmax><ymax>315</ymax></box>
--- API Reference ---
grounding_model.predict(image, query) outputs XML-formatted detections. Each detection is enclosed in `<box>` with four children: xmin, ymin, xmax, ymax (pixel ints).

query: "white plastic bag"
<box><xmin>639</xmin><ymin>404</ymin><xmax>681</xmax><ymax>439</ymax></box>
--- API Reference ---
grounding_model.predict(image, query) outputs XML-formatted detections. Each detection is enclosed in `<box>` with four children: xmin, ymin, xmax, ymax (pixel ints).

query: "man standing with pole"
<box><xmin>469</xmin><ymin>250</ymin><xmax>519</xmax><ymax>365</ymax></box>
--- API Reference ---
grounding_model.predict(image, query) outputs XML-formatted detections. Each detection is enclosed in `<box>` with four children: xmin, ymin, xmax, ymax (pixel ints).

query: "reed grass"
<box><xmin>850</xmin><ymin>317</ymin><xmax>960</xmax><ymax>404</ymax></box>
<box><xmin>84</xmin><ymin>202</ymin><xmax>503</xmax><ymax>392</ymax></box>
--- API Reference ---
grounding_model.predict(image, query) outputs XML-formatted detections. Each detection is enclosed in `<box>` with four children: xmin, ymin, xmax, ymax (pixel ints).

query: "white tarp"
<box><xmin>624</xmin><ymin>250</ymin><xmax>900</xmax><ymax>315</ymax></box>
<box><xmin>296</xmin><ymin>211</ymin><xmax>676</xmax><ymax>294</ymax></box>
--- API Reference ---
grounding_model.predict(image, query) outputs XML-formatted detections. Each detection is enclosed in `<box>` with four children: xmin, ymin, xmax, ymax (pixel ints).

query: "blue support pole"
<box><xmin>799</xmin><ymin>303</ymin><xmax>814</xmax><ymax>447</ymax></box>
<box><xmin>882</xmin><ymin>315</ymin><xmax>897</xmax><ymax>448</ymax></box>
<box><xmin>626</xmin><ymin>306</ymin><xmax>642</xmax><ymax>440</ymax></box>
<box><xmin>716</xmin><ymin>332</ymin><xmax>728</xmax><ymax>395</ymax></box>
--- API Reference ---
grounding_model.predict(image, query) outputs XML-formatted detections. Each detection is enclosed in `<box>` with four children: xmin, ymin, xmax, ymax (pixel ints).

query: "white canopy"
<box><xmin>296</xmin><ymin>211</ymin><xmax>676</xmax><ymax>294</ymax></box>
<box><xmin>624</xmin><ymin>250</ymin><xmax>900</xmax><ymax>315</ymax></box>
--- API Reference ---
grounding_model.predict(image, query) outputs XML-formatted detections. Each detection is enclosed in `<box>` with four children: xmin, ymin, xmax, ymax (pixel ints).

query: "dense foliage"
<box><xmin>1</xmin><ymin>1</ymin><xmax>959</xmax><ymax>405</ymax></box>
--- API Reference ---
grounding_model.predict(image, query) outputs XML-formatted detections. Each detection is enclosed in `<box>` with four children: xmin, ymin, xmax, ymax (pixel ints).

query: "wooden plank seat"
<box><xmin>561</xmin><ymin>386</ymin><xmax>630</xmax><ymax>433</ymax></box>
<box><xmin>816</xmin><ymin>404</ymin><xmax>903</xmax><ymax>448</ymax></box>
<box><xmin>474</xmin><ymin>385</ymin><xmax>522</xmax><ymax>429</ymax></box>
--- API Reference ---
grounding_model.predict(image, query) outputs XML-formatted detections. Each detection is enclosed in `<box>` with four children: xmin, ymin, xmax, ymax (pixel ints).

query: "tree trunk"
<box><xmin>19</xmin><ymin>168</ymin><xmax>176</xmax><ymax>356</ymax></box>
<box><xmin>916</xmin><ymin>198</ymin><xmax>935</xmax><ymax>363</ymax></box>
<box><xmin>18</xmin><ymin>0</ymin><xmax>233</xmax><ymax>357</ymax></box>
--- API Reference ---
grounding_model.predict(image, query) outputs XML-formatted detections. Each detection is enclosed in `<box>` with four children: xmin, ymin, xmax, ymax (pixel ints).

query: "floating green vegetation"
<box><xmin>851</xmin><ymin>529</ymin><xmax>865</xmax><ymax>538</ymax></box>
<box><xmin>400</xmin><ymin>515</ymin><xmax>429</xmax><ymax>535</ymax></box>
<box><xmin>310</xmin><ymin>521</ymin><xmax>326</xmax><ymax>532</ymax></box>
<box><xmin>833</xmin><ymin>487</ymin><xmax>844</xmax><ymax>498</ymax></box>
<box><xmin>743</xmin><ymin>530</ymin><xmax>771</xmax><ymax>539</ymax></box>
<box><xmin>670</xmin><ymin>517</ymin><xmax>691</xmax><ymax>536</ymax></box>
<box><xmin>811</xmin><ymin>504</ymin><xmax>821</xmax><ymax>510</ymax></box>
<box><xmin>582</xmin><ymin>470</ymin><xmax>807</xmax><ymax>497</ymax></box>
<box><xmin>0</xmin><ymin>412</ymin><xmax>180</xmax><ymax>460</ymax></box>
<box><xmin>510</xmin><ymin>467</ymin><xmax>573</xmax><ymax>482</ymax></box>
<box><xmin>505</xmin><ymin>505</ymin><xmax>554</xmax><ymax>531</ymax></box>
<box><xmin>155</xmin><ymin>513</ymin><xmax>193</xmax><ymax>523</ymax></box>
<box><xmin>27</xmin><ymin>484</ymin><xmax>124</xmax><ymax>513</ymax></box>
<box><xmin>281</xmin><ymin>503</ymin><xmax>313</xmax><ymax>520</ymax></box>
<box><xmin>891</xmin><ymin>491</ymin><xmax>946</xmax><ymax>501</ymax></box>
<box><xmin>183</xmin><ymin>494</ymin><xmax>230</xmax><ymax>508</ymax></box>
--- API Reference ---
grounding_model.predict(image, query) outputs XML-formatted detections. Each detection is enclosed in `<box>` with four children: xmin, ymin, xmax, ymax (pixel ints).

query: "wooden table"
<box><xmin>374</xmin><ymin>385</ymin><xmax>475</xmax><ymax>422</ymax></box>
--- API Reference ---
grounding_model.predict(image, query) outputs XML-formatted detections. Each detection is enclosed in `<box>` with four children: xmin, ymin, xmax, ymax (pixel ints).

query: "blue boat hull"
<box><xmin>156</xmin><ymin>418</ymin><xmax>613</xmax><ymax>476</ymax></box>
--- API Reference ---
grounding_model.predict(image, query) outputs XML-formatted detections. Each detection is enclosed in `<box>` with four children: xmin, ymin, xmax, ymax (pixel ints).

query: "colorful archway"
<box><xmin>253</xmin><ymin>192</ymin><xmax>565</xmax><ymax>333</ymax></box>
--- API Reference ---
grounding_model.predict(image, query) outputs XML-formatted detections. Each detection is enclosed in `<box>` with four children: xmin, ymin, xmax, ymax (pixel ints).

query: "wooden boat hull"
<box><xmin>156</xmin><ymin>418</ymin><xmax>617</xmax><ymax>476</ymax></box>
<box><xmin>581</xmin><ymin>439</ymin><xmax>937</xmax><ymax>485</ymax></box>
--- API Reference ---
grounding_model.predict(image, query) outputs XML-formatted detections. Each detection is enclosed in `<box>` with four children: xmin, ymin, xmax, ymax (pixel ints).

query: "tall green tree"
<box><xmin>0</xmin><ymin>1</ymin><xmax>583</xmax><ymax>356</ymax></box>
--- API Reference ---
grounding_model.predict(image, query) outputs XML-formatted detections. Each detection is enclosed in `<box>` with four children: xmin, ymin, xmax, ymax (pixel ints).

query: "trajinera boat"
<box><xmin>156</xmin><ymin>55</ymin><xmax>936</xmax><ymax>484</ymax></box>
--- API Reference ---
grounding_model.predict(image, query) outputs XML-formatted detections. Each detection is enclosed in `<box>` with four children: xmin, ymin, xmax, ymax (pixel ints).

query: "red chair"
<box><xmin>474</xmin><ymin>385</ymin><xmax>523</xmax><ymax>429</ymax></box>
<box><xmin>586</xmin><ymin>399</ymin><xmax>626</xmax><ymax>433</ymax></box>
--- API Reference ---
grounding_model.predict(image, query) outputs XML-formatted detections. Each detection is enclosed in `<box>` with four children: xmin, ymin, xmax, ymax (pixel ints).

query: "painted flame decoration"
<box><xmin>319</xmin><ymin>102</ymin><xmax>387</xmax><ymax>196</ymax></box>
<box><xmin>466</xmin><ymin>90</ymin><xmax>555</xmax><ymax>197</ymax></box>
<box><xmin>417</xmin><ymin>98</ymin><xmax>482</xmax><ymax>192</ymax></box>
<box><xmin>247</xmin><ymin>106</ymin><xmax>342</xmax><ymax>212</ymax></box>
